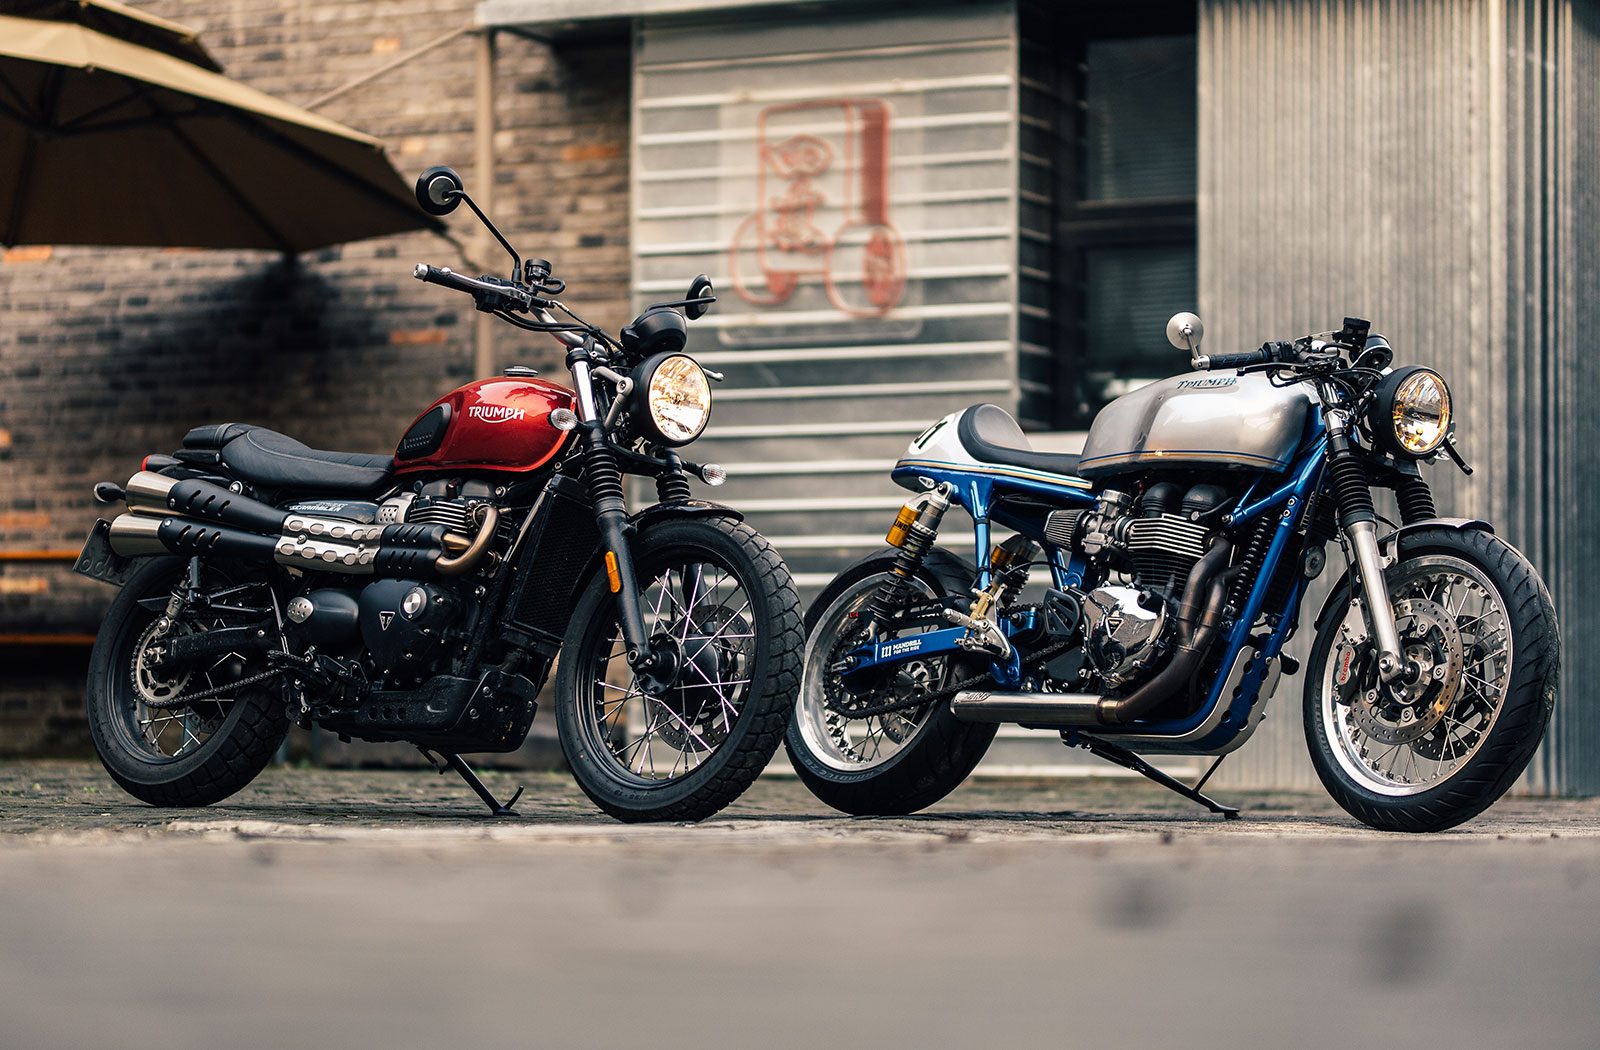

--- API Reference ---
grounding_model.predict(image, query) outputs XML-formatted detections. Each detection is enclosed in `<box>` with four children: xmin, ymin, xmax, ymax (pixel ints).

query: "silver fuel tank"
<box><xmin>1077</xmin><ymin>372</ymin><xmax>1313</xmax><ymax>477</ymax></box>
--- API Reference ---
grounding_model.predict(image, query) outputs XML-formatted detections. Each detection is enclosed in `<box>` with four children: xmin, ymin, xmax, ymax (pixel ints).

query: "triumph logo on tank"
<box><xmin>467</xmin><ymin>404</ymin><xmax>526</xmax><ymax>423</ymax></box>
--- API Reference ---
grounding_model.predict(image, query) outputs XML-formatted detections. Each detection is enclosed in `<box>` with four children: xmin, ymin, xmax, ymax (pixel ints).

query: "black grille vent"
<box><xmin>499</xmin><ymin>473</ymin><xmax>598</xmax><ymax>657</ymax></box>
<box><xmin>396</xmin><ymin>403</ymin><xmax>450</xmax><ymax>460</ymax></box>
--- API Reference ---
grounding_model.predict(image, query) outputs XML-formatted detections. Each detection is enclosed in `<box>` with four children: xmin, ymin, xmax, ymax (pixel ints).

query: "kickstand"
<box><xmin>419</xmin><ymin>748</ymin><xmax>524</xmax><ymax>817</ymax></box>
<box><xmin>1066</xmin><ymin>733</ymin><xmax>1240</xmax><ymax>820</ymax></box>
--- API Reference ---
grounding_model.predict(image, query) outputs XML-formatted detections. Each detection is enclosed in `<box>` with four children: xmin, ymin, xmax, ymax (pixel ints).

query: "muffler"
<box><xmin>107</xmin><ymin>512</ymin><xmax>495</xmax><ymax>576</ymax></box>
<box><xmin>950</xmin><ymin>690</ymin><xmax>1105</xmax><ymax>726</ymax></box>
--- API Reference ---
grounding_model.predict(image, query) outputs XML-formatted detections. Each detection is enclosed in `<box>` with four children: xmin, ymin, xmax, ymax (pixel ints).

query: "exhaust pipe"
<box><xmin>951</xmin><ymin>538</ymin><xmax>1236</xmax><ymax>728</ymax></box>
<box><xmin>125</xmin><ymin>471</ymin><xmax>288</xmax><ymax>533</ymax></box>
<box><xmin>950</xmin><ymin>690</ymin><xmax>1104</xmax><ymax>725</ymax></box>
<box><xmin>107</xmin><ymin>511</ymin><xmax>497</xmax><ymax>576</ymax></box>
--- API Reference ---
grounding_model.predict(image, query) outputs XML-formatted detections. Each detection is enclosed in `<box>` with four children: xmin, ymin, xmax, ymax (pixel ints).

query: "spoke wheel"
<box><xmin>785</xmin><ymin>549</ymin><xmax>995</xmax><ymax>816</ymax></box>
<box><xmin>1322</xmin><ymin>558</ymin><xmax>1508</xmax><ymax>794</ymax></box>
<box><xmin>87</xmin><ymin>557</ymin><xmax>290</xmax><ymax>808</ymax></box>
<box><xmin>1304</xmin><ymin>528</ymin><xmax>1559</xmax><ymax>832</ymax></box>
<box><xmin>794</xmin><ymin>576</ymin><xmax>948</xmax><ymax>772</ymax></box>
<box><xmin>554</xmin><ymin>518</ymin><xmax>801</xmax><ymax>823</ymax></box>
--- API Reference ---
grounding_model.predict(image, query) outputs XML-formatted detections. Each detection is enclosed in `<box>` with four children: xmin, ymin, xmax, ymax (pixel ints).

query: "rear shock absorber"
<box><xmin>863</xmin><ymin>483</ymin><xmax>954</xmax><ymax>625</ymax></box>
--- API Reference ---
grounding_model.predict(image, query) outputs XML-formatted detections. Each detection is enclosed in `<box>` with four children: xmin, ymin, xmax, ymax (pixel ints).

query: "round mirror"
<box><xmin>1165</xmin><ymin>312</ymin><xmax>1204</xmax><ymax>353</ymax></box>
<box><xmin>415</xmin><ymin>166</ymin><xmax>464</xmax><ymax>216</ymax></box>
<box><xmin>684</xmin><ymin>274</ymin><xmax>715</xmax><ymax>320</ymax></box>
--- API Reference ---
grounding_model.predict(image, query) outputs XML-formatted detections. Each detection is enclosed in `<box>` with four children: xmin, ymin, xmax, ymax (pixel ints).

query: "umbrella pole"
<box><xmin>473</xmin><ymin>27</ymin><xmax>497</xmax><ymax>382</ymax></box>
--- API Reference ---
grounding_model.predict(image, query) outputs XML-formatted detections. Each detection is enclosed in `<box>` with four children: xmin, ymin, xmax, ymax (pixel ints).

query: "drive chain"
<box><xmin>150</xmin><ymin>667</ymin><xmax>285</xmax><ymax>708</ymax></box>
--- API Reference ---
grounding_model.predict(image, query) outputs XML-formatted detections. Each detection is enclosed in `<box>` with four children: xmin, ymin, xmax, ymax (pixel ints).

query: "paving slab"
<box><xmin>4</xmin><ymin>761</ymin><xmax>1599</xmax><ymax>1050</ymax></box>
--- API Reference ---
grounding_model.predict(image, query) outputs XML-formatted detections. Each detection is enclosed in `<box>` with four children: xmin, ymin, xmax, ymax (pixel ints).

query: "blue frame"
<box><xmin>861</xmin><ymin>412</ymin><xmax>1331</xmax><ymax>754</ymax></box>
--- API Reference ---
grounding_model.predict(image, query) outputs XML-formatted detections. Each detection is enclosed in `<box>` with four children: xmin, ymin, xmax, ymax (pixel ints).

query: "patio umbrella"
<box><xmin>3</xmin><ymin>0</ymin><xmax>222</xmax><ymax>72</ymax></box>
<box><xmin>0</xmin><ymin>5</ymin><xmax>441</xmax><ymax>251</ymax></box>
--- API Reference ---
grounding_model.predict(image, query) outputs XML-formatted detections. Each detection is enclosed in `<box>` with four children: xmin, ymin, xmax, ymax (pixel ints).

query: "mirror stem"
<box><xmin>453</xmin><ymin>191</ymin><xmax>521</xmax><ymax>281</ymax></box>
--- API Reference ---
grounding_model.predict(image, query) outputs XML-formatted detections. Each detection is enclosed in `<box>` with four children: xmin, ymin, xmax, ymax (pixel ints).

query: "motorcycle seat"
<box><xmin>182</xmin><ymin>423</ymin><xmax>393</xmax><ymax>494</ymax></box>
<box><xmin>957</xmin><ymin>404</ymin><xmax>1082</xmax><ymax>478</ymax></box>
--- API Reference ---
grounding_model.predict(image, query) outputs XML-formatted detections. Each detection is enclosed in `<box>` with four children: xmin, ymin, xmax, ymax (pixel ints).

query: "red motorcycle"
<box><xmin>74</xmin><ymin>165</ymin><xmax>802</xmax><ymax>821</ymax></box>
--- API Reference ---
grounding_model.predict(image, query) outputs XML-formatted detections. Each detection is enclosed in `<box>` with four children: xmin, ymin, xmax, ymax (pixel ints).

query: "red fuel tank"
<box><xmin>394</xmin><ymin>377</ymin><xmax>577</xmax><ymax>475</ymax></box>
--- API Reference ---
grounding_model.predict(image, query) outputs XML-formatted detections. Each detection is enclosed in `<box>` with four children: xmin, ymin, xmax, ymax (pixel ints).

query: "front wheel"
<box><xmin>786</xmin><ymin>549</ymin><xmax>995</xmax><ymax>815</ymax></box>
<box><xmin>1303</xmin><ymin>527</ymin><xmax>1559</xmax><ymax>832</ymax></box>
<box><xmin>553</xmin><ymin>517</ymin><xmax>802</xmax><ymax>822</ymax></box>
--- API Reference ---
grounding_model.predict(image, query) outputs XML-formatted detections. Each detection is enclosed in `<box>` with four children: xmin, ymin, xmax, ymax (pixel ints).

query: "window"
<box><xmin>1020</xmin><ymin>6</ymin><xmax>1197</xmax><ymax>430</ymax></box>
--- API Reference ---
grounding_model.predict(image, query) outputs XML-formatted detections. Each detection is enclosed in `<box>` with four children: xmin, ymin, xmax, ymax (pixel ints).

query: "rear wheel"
<box><xmin>786</xmin><ymin>549</ymin><xmax>995</xmax><ymax>815</ymax></box>
<box><xmin>86</xmin><ymin>557</ymin><xmax>289</xmax><ymax>808</ymax></box>
<box><xmin>1303</xmin><ymin>528</ymin><xmax>1559</xmax><ymax>831</ymax></box>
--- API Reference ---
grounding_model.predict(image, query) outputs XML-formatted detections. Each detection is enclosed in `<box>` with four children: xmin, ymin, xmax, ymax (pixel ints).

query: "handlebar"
<box><xmin>1194</xmin><ymin>341</ymin><xmax>1299</xmax><ymax>371</ymax></box>
<box><xmin>412</xmin><ymin>263</ymin><xmax>524</xmax><ymax>302</ymax></box>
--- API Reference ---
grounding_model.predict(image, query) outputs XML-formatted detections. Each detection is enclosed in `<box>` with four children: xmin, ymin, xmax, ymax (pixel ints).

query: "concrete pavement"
<box><xmin>4</xmin><ymin>761</ymin><xmax>1600</xmax><ymax>1050</ymax></box>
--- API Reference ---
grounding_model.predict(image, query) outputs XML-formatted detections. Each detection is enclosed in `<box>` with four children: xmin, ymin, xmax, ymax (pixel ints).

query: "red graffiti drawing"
<box><xmin>730</xmin><ymin>99</ymin><xmax>907</xmax><ymax>318</ymax></box>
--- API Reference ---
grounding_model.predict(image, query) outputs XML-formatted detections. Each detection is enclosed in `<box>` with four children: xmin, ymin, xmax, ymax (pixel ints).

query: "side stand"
<box><xmin>1064</xmin><ymin>733</ymin><xmax>1240</xmax><ymax>820</ymax></box>
<box><xmin>419</xmin><ymin>748</ymin><xmax>524</xmax><ymax>817</ymax></box>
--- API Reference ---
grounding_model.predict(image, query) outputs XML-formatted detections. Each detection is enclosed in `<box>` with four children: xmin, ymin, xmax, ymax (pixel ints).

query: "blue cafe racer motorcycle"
<box><xmin>787</xmin><ymin>315</ymin><xmax>1559</xmax><ymax>831</ymax></box>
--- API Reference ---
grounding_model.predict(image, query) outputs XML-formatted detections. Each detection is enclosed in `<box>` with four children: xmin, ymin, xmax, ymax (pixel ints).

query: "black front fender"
<box><xmin>1312</xmin><ymin>517</ymin><xmax>1495</xmax><ymax>633</ymax></box>
<box><xmin>627</xmin><ymin>499</ymin><xmax>743</xmax><ymax>532</ymax></box>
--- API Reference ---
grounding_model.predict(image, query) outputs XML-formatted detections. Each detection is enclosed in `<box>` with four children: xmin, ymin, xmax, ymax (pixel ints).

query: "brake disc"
<box><xmin>1348</xmin><ymin>598</ymin><xmax>1464</xmax><ymax>746</ymax></box>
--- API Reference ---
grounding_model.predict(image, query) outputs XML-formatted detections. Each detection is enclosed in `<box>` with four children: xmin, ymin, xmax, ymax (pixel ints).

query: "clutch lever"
<box><xmin>1442</xmin><ymin>435</ymin><xmax>1474</xmax><ymax>475</ymax></box>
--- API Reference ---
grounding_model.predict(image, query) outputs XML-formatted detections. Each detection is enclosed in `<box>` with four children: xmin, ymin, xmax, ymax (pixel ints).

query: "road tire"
<box><xmin>86</xmin><ymin>557</ymin><xmax>289</xmax><ymax>808</ymax></box>
<box><xmin>786</xmin><ymin>548</ymin><xmax>996</xmax><ymax>816</ymax></box>
<box><xmin>1303</xmin><ymin>527</ymin><xmax>1559</xmax><ymax>832</ymax></box>
<box><xmin>554</xmin><ymin>517</ymin><xmax>802</xmax><ymax>823</ymax></box>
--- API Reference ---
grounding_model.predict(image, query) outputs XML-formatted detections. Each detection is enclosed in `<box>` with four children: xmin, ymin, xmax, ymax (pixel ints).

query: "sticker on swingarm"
<box><xmin>876</xmin><ymin>636</ymin><xmax>925</xmax><ymax>660</ymax></box>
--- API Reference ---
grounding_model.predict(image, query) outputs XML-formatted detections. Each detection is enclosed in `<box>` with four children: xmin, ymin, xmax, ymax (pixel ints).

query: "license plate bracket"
<box><xmin>74</xmin><ymin>520</ymin><xmax>140</xmax><ymax>587</ymax></box>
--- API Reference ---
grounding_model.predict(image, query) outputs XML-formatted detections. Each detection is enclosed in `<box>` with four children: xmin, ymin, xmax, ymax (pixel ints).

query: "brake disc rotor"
<box><xmin>1349</xmin><ymin>598</ymin><xmax>1464</xmax><ymax>746</ymax></box>
<box><xmin>645</xmin><ymin>607</ymin><xmax>746</xmax><ymax>751</ymax></box>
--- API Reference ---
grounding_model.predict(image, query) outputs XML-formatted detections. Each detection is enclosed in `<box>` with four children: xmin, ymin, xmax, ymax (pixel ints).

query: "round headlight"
<box><xmin>1372</xmin><ymin>366</ymin><xmax>1451</xmax><ymax>457</ymax></box>
<box><xmin>632</xmin><ymin>353</ymin><xmax>712</xmax><ymax>446</ymax></box>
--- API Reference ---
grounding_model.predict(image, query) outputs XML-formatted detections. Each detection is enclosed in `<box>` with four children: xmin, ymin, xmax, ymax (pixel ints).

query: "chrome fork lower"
<box><xmin>1345</xmin><ymin>519</ymin><xmax>1406</xmax><ymax>682</ymax></box>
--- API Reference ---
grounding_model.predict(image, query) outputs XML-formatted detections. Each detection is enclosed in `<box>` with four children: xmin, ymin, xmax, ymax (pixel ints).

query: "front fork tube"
<box><xmin>578</xmin><ymin>423</ymin><xmax>655</xmax><ymax>673</ymax></box>
<box><xmin>1345</xmin><ymin>519</ymin><xmax>1405</xmax><ymax>681</ymax></box>
<box><xmin>1325</xmin><ymin>409</ymin><xmax>1406</xmax><ymax>683</ymax></box>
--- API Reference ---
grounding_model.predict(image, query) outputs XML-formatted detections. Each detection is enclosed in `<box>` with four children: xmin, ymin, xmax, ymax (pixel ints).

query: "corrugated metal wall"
<box><xmin>632</xmin><ymin>3</ymin><xmax>1020</xmax><ymax>591</ymax></box>
<box><xmin>1199</xmin><ymin>0</ymin><xmax>1598</xmax><ymax>792</ymax></box>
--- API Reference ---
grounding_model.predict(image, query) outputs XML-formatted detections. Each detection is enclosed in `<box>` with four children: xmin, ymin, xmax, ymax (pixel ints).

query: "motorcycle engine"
<box><xmin>286</xmin><ymin>479</ymin><xmax>504</xmax><ymax>689</ymax></box>
<box><xmin>1043</xmin><ymin>481</ymin><xmax>1229</xmax><ymax>692</ymax></box>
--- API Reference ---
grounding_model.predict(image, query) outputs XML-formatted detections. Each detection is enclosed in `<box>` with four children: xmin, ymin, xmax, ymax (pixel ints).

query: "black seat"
<box><xmin>183</xmin><ymin>423</ymin><xmax>393</xmax><ymax>494</ymax></box>
<box><xmin>956</xmin><ymin>404</ymin><xmax>1082</xmax><ymax>477</ymax></box>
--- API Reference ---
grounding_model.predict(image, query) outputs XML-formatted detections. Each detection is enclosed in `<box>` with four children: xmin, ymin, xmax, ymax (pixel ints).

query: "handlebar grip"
<box><xmin>1198</xmin><ymin>349</ymin><xmax>1270</xmax><ymax>370</ymax></box>
<box><xmin>413</xmin><ymin>263</ymin><xmax>484</xmax><ymax>296</ymax></box>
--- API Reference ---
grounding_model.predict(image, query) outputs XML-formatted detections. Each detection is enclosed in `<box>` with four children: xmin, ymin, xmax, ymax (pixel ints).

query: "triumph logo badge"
<box><xmin>467</xmin><ymin>403</ymin><xmax>526</xmax><ymax>424</ymax></box>
<box><xmin>378</xmin><ymin>611</ymin><xmax>395</xmax><ymax>631</ymax></box>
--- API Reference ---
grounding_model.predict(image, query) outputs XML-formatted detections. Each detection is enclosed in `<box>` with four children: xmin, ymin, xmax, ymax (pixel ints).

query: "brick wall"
<box><xmin>0</xmin><ymin>0</ymin><xmax>631</xmax><ymax>754</ymax></box>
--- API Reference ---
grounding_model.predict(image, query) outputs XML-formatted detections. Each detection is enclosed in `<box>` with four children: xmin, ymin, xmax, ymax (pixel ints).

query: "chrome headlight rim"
<box><xmin>1371</xmin><ymin>365</ymin><xmax>1452</xmax><ymax>459</ymax></box>
<box><xmin>629</xmin><ymin>352</ymin><xmax>712</xmax><ymax>447</ymax></box>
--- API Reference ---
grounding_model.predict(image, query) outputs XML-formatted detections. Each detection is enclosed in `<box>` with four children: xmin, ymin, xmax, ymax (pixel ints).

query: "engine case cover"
<box><xmin>1078</xmin><ymin>371</ymin><xmax>1312</xmax><ymax>476</ymax></box>
<box><xmin>359</xmin><ymin>578</ymin><xmax>446</xmax><ymax>672</ymax></box>
<box><xmin>1083</xmin><ymin>585</ymin><xmax>1167</xmax><ymax>686</ymax></box>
